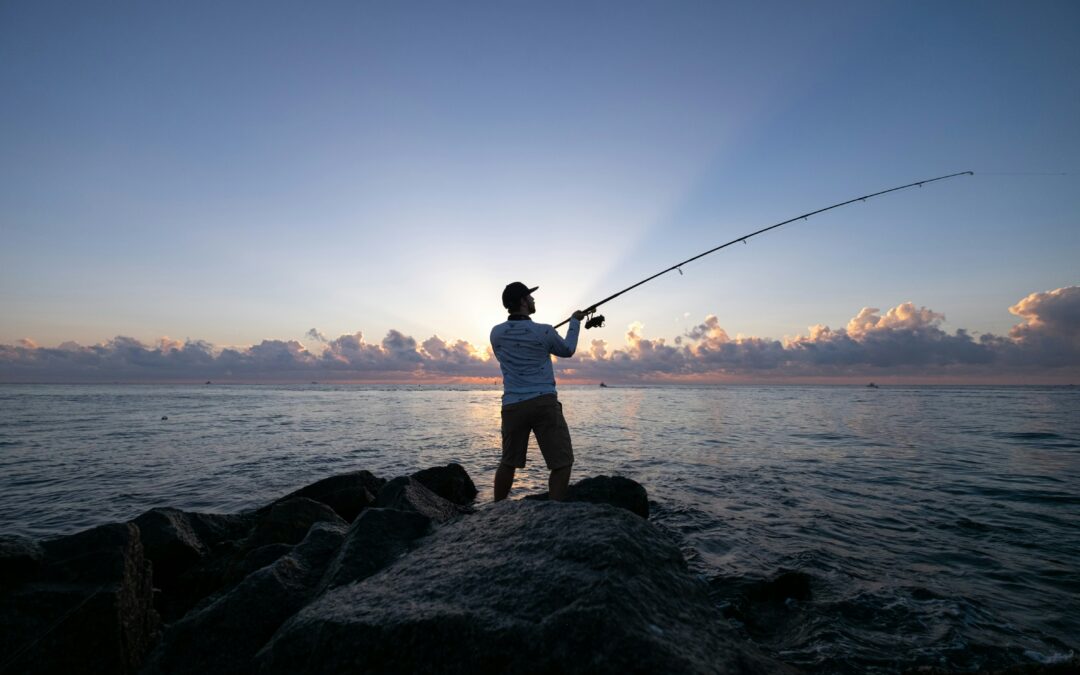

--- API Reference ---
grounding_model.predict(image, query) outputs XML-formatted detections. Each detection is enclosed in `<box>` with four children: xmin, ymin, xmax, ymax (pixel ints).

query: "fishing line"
<box><xmin>555</xmin><ymin>171</ymin><xmax>975</xmax><ymax>330</ymax></box>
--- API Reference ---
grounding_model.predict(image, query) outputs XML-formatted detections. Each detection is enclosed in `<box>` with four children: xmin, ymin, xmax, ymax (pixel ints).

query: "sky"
<box><xmin>1</xmin><ymin>1</ymin><xmax>1078</xmax><ymax>383</ymax></box>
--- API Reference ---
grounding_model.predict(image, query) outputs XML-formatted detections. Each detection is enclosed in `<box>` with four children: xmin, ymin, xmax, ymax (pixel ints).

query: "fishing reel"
<box><xmin>584</xmin><ymin>309</ymin><xmax>605</xmax><ymax>329</ymax></box>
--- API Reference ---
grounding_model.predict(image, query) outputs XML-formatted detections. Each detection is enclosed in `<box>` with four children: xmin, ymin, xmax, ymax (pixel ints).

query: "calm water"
<box><xmin>1</xmin><ymin>384</ymin><xmax>1078</xmax><ymax>673</ymax></box>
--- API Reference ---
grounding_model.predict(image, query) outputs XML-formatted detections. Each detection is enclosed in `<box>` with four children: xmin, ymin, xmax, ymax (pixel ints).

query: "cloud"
<box><xmin>305</xmin><ymin>328</ymin><xmax>328</xmax><ymax>343</ymax></box>
<box><xmin>1</xmin><ymin>286</ymin><xmax>1077</xmax><ymax>383</ymax></box>
<box><xmin>1003</xmin><ymin>286</ymin><xmax>1080</xmax><ymax>366</ymax></box>
<box><xmin>565</xmin><ymin>287</ymin><xmax>1079</xmax><ymax>382</ymax></box>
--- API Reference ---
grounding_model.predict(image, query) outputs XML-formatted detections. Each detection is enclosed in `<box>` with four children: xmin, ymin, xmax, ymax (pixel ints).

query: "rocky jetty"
<box><xmin>1</xmin><ymin>464</ymin><xmax>793</xmax><ymax>674</ymax></box>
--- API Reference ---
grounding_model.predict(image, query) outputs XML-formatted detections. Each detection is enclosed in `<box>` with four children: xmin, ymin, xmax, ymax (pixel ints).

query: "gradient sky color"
<box><xmin>1</xmin><ymin>2</ymin><xmax>1078</xmax><ymax>379</ymax></box>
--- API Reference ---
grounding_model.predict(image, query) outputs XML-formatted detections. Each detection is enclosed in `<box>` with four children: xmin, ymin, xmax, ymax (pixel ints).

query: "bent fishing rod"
<box><xmin>555</xmin><ymin>171</ymin><xmax>974</xmax><ymax>330</ymax></box>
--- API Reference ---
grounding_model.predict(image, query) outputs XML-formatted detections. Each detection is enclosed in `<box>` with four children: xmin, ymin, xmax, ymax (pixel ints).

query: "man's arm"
<box><xmin>544</xmin><ymin>310</ymin><xmax>586</xmax><ymax>357</ymax></box>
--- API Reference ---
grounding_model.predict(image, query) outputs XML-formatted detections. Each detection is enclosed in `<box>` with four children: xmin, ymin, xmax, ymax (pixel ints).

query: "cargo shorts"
<box><xmin>500</xmin><ymin>394</ymin><xmax>574</xmax><ymax>470</ymax></box>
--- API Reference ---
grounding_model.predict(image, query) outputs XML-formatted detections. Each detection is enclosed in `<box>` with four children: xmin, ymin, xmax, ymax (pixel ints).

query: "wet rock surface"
<box><xmin>257</xmin><ymin>500</ymin><xmax>789</xmax><ymax>675</ymax></box>
<box><xmin>2</xmin><ymin>468</ymin><xmax>794</xmax><ymax>674</ymax></box>
<box><xmin>524</xmin><ymin>474</ymin><xmax>650</xmax><ymax>519</ymax></box>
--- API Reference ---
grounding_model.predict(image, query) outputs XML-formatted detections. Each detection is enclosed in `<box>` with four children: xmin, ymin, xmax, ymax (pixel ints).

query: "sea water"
<box><xmin>1</xmin><ymin>384</ymin><xmax>1077</xmax><ymax>673</ymax></box>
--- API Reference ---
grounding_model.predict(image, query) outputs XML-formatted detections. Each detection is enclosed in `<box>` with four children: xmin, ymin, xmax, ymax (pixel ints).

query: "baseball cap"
<box><xmin>502</xmin><ymin>282</ymin><xmax>538</xmax><ymax>309</ymax></box>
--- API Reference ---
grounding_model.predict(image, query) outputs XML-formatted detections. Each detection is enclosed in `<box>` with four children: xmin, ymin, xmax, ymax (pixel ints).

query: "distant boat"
<box><xmin>866</xmin><ymin>382</ymin><xmax>879</xmax><ymax>389</ymax></box>
<box><xmin>600</xmin><ymin>382</ymin><xmax>609</xmax><ymax>388</ymax></box>
<box><xmin>205</xmin><ymin>380</ymin><xmax>212</xmax><ymax>385</ymax></box>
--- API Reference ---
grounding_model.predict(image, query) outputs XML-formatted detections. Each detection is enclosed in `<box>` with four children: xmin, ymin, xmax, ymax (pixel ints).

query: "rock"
<box><xmin>410</xmin><ymin>463</ymin><xmax>478</xmax><ymax>505</ymax></box>
<box><xmin>0</xmin><ymin>523</ymin><xmax>159</xmax><ymax>674</ymax></box>
<box><xmin>374</xmin><ymin>477</ymin><xmax>473</xmax><ymax>523</ymax></box>
<box><xmin>723</xmin><ymin>570</ymin><xmax>814</xmax><ymax>636</ymax></box>
<box><xmin>161</xmin><ymin>540</ymin><xmax>242</xmax><ymax>623</ymax></box>
<box><xmin>143</xmin><ymin>521</ymin><xmax>347</xmax><ymax>675</ymax></box>
<box><xmin>185</xmin><ymin>511</ymin><xmax>255</xmax><ymax>545</ymax></box>
<box><xmin>151</xmin><ymin>501</ymin><xmax>340</xmax><ymax>624</ymax></box>
<box><xmin>257</xmin><ymin>500</ymin><xmax>791</xmax><ymax>675</ymax></box>
<box><xmin>239</xmin><ymin>543</ymin><xmax>295</xmax><ymax>578</ymax></box>
<box><xmin>258</xmin><ymin>470</ymin><xmax>385</xmax><ymax>523</ymax></box>
<box><xmin>131</xmin><ymin>508</ymin><xmax>256</xmax><ymax>623</ymax></box>
<box><xmin>243</xmin><ymin>497</ymin><xmax>346</xmax><ymax>551</ymax></box>
<box><xmin>0</xmin><ymin>535</ymin><xmax>45</xmax><ymax>586</ymax></box>
<box><xmin>320</xmin><ymin>508</ymin><xmax>432</xmax><ymax>592</ymax></box>
<box><xmin>133</xmin><ymin>508</ymin><xmax>208</xmax><ymax>592</ymax></box>
<box><xmin>525</xmin><ymin>475</ymin><xmax>650</xmax><ymax>519</ymax></box>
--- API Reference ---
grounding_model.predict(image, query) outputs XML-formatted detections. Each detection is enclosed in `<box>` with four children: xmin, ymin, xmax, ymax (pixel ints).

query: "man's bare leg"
<box><xmin>549</xmin><ymin>465</ymin><xmax>572</xmax><ymax>501</ymax></box>
<box><xmin>494</xmin><ymin>463</ymin><xmax>516</xmax><ymax>501</ymax></box>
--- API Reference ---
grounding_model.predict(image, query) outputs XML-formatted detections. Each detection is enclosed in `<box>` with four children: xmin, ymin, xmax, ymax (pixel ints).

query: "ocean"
<box><xmin>1</xmin><ymin>383</ymin><xmax>1077</xmax><ymax>673</ymax></box>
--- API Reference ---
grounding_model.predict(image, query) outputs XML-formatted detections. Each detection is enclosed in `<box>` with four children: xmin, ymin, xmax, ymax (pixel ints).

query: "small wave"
<box><xmin>1024</xmin><ymin>649</ymin><xmax>1076</xmax><ymax>665</ymax></box>
<box><xmin>995</xmin><ymin>431</ymin><xmax>1063</xmax><ymax>440</ymax></box>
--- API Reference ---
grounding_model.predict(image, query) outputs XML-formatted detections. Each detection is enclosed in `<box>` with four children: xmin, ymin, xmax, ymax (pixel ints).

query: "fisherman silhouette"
<box><xmin>490</xmin><ymin>282</ymin><xmax>587</xmax><ymax>501</ymax></box>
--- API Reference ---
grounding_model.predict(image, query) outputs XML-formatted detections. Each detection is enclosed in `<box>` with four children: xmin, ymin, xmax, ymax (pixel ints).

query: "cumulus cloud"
<box><xmin>1</xmin><ymin>287</ymin><xmax>1077</xmax><ymax>382</ymax></box>
<box><xmin>564</xmin><ymin>287</ymin><xmax>1079</xmax><ymax>382</ymax></box>
<box><xmin>1004</xmin><ymin>286</ymin><xmax>1080</xmax><ymax>366</ymax></box>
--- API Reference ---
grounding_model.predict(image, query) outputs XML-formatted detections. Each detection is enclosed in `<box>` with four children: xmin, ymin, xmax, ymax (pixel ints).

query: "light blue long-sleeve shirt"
<box><xmin>490</xmin><ymin>316</ymin><xmax>581</xmax><ymax>406</ymax></box>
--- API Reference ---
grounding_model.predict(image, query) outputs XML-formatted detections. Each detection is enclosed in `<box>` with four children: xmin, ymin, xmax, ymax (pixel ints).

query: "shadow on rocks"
<box><xmin>141</xmin><ymin>521</ymin><xmax>348</xmax><ymax>675</ymax></box>
<box><xmin>0</xmin><ymin>523</ymin><xmax>159</xmax><ymax>675</ymax></box>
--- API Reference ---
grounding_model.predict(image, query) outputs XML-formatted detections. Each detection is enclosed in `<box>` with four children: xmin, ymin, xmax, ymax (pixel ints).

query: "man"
<box><xmin>490</xmin><ymin>282</ymin><xmax>587</xmax><ymax>501</ymax></box>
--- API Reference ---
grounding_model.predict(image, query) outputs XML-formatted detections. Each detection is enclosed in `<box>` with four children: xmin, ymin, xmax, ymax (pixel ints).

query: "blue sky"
<box><xmin>1</xmin><ymin>1</ymin><xmax>1077</xmax><ymax>382</ymax></box>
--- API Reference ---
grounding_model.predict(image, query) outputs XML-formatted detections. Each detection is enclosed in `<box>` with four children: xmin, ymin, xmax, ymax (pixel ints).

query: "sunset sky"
<box><xmin>2</xmin><ymin>2</ymin><xmax>1078</xmax><ymax>383</ymax></box>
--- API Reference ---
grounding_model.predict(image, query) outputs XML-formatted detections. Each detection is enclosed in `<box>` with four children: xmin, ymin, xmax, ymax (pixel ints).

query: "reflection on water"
<box><xmin>1</xmin><ymin>384</ymin><xmax>1077</xmax><ymax>673</ymax></box>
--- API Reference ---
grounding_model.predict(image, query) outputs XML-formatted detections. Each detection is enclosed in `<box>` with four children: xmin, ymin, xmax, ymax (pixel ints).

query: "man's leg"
<box><xmin>549</xmin><ymin>465</ymin><xmax>572</xmax><ymax>501</ymax></box>
<box><xmin>534</xmin><ymin>397</ymin><xmax>575</xmax><ymax>502</ymax></box>
<box><xmin>494</xmin><ymin>463</ymin><xmax>516</xmax><ymax>502</ymax></box>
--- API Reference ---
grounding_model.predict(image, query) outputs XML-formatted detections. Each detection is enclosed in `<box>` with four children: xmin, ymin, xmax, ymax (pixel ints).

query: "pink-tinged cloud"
<box><xmin>0</xmin><ymin>286</ymin><xmax>1077</xmax><ymax>383</ymax></box>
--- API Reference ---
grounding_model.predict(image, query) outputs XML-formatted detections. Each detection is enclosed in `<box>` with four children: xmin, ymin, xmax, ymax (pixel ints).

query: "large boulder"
<box><xmin>0</xmin><ymin>523</ymin><xmax>159</xmax><ymax>674</ymax></box>
<box><xmin>320</xmin><ymin>507</ymin><xmax>432</xmax><ymax>592</ymax></box>
<box><xmin>256</xmin><ymin>500</ymin><xmax>791</xmax><ymax>674</ymax></box>
<box><xmin>243</xmin><ymin>497</ymin><xmax>346</xmax><ymax>551</ymax></box>
<box><xmin>143</xmin><ymin>521</ymin><xmax>348</xmax><ymax>675</ymax></box>
<box><xmin>525</xmin><ymin>475</ymin><xmax>650</xmax><ymax>519</ymax></box>
<box><xmin>152</xmin><ymin>500</ymin><xmax>341</xmax><ymax>623</ymax></box>
<box><xmin>374</xmin><ymin>477</ymin><xmax>473</xmax><ymax>523</ymax></box>
<box><xmin>257</xmin><ymin>470</ymin><xmax>385</xmax><ymax>523</ymax></box>
<box><xmin>410</xmin><ymin>463</ymin><xmax>478</xmax><ymax>505</ymax></box>
<box><xmin>133</xmin><ymin>508</ymin><xmax>209</xmax><ymax>594</ymax></box>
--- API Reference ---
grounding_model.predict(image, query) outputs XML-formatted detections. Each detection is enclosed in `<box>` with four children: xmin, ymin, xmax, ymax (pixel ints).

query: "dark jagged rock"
<box><xmin>525</xmin><ymin>475</ymin><xmax>650</xmax><ymax>519</ymax></box>
<box><xmin>243</xmin><ymin>497</ymin><xmax>346</xmax><ymax>551</ymax></box>
<box><xmin>374</xmin><ymin>477</ymin><xmax>473</xmax><ymax>523</ymax></box>
<box><xmin>185</xmin><ymin>511</ymin><xmax>254</xmax><ymax>545</ymax></box>
<box><xmin>133</xmin><ymin>508</ymin><xmax>208</xmax><ymax>592</ymax></box>
<box><xmin>143</xmin><ymin>522</ymin><xmax>348</xmax><ymax>675</ymax></box>
<box><xmin>723</xmin><ymin>570</ymin><xmax>814</xmax><ymax>636</ymax></box>
<box><xmin>258</xmin><ymin>470</ymin><xmax>385</xmax><ymax>523</ymax></box>
<box><xmin>320</xmin><ymin>508</ymin><xmax>432</xmax><ymax>592</ymax></box>
<box><xmin>130</xmin><ymin>507</ymin><xmax>256</xmax><ymax>622</ymax></box>
<box><xmin>0</xmin><ymin>535</ymin><xmax>45</xmax><ymax>586</ymax></box>
<box><xmin>152</xmin><ymin>500</ymin><xmax>340</xmax><ymax>623</ymax></box>
<box><xmin>239</xmin><ymin>543</ymin><xmax>295</xmax><ymax>578</ymax></box>
<box><xmin>0</xmin><ymin>523</ymin><xmax>159</xmax><ymax>675</ymax></box>
<box><xmin>410</xmin><ymin>463</ymin><xmax>478</xmax><ymax>505</ymax></box>
<box><xmin>161</xmin><ymin>540</ymin><xmax>242</xmax><ymax>623</ymax></box>
<box><xmin>257</xmin><ymin>500</ymin><xmax>791</xmax><ymax>675</ymax></box>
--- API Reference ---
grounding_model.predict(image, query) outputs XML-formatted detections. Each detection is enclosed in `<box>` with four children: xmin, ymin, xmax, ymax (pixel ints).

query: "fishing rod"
<box><xmin>555</xmin><ymin>171</ymin><xmax>974</xmax><ymax>330</ymax></box>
